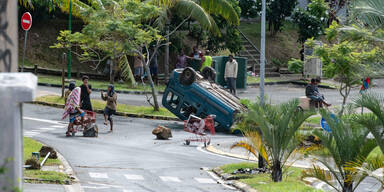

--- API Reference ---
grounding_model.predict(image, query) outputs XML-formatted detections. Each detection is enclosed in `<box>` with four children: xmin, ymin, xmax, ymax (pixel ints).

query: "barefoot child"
<box><xmin>101</xmin><ymin>85</ymin><xmax>117</xmax><ymax>131</ymax></box>
<box><xmin>62</xmin><ymin>87</ymin><xmax>85</xmax><ymax>136</ymax></box>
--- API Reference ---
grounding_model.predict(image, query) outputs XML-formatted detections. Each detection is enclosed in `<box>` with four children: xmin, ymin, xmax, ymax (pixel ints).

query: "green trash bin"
<box><xmin>212</xmin><ymin>56</ymin><xmax>247</xmax><ymax>89</ymax></box>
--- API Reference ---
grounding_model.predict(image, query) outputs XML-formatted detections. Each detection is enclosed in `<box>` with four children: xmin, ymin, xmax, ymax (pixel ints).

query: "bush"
<box><xmin>288</xmin><ymin>58</ymin><xmax>304</xmax><ymax>73</ymax></box>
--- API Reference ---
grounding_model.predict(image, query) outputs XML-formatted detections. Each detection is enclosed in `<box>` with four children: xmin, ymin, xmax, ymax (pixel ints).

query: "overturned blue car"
<box><xmin>162</xmin><ymin>67</ymin><xmax>247</xmax><ymax>132</ymax></box>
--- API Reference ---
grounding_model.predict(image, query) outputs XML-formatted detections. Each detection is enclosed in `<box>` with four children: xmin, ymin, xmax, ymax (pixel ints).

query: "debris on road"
<box><xmin>152</xmin><ymin>126</ymin><xmax>172</xmax><ymax>140</ymax></box>
<box><xmin>40</xmin><ymin>146</ymin><xmax>58</xmax><ymax>159</ymax></box>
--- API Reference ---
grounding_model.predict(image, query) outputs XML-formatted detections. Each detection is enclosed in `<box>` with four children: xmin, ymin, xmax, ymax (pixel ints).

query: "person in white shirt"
<box><xmin>224</xmin><ymin>55</ymin><xmax>238</xmax><ymax>96</ymax></box>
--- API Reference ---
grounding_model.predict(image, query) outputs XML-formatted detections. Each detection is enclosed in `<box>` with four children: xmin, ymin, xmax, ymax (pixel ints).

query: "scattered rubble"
<box><xmin>232</xmin><ymin>167</ymin><xmax>270</xmax><ymax>175</ymax></box>
<box><xmin>39</xmin><ymin>146</ymin><xmax>58</xmax><ymax>159</ymax></box>
<box><xmin>152</xmin><ymin>126</ymin><xmax>172</xmax><ymax>140</ymax></box>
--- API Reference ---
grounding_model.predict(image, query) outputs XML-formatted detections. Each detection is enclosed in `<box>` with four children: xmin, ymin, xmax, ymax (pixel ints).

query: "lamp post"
<box><xmin>68</xmin><ymin>0</ymin><xmax>72</xmax><ymax>79</ymax></box>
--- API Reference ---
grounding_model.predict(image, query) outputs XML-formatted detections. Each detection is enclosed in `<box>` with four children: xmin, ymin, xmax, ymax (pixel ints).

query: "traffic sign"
<box><xmin>21</xmin><ymin>12</ymin><xmax>32</xmax><ymax>31</ymax></box>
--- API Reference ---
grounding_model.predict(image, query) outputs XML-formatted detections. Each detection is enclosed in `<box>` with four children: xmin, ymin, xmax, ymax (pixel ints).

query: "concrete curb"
<box><xmin>56</xmin><ymin>152</ymin><xmax>85</xmax><ymax>192</ymax></box>
<box><xmin>212</xmin><ymin>167</ymin><xmax>258</xmax><ymax>192</ymax></box>
<box><xmin>28</xmin><ymin>101</ymin><xmax>180</xmax><ymax>121</ymax></box>
<box><xmin>247</xmin><ymin>81</ymin><xmax>336</xmax><ymax>89</ymax></box>
<box><xmin>38</xmin><ymin>82</ymin><xmax>164</xmax><ymax>95</ymax></box>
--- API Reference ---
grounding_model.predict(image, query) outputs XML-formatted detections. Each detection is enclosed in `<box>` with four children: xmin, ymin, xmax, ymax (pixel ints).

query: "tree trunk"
<box><xmin>272</xmin><ymin>161</ymin><xmax>282</xmax><ymax>182</ymax></box>
<box><xmin>144</xmin><ymin>63</ymin><xmax>159</xmax><ymax>111</ymax></box>
<box><xmin>342</xmin><ymin>181</ymin><xmax>353</xmax><ymax>192</ymax></box>
<box><xmin>164</xmin><ymin>20</ymin><xmax>170</xmax><ymax>82</ymax></box>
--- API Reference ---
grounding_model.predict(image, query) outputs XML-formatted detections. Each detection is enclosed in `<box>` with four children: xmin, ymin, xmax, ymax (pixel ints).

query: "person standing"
<box><xmin>224</xmin><ymin>55</ymin><xmax>238</xmax><ymax>96</ymax></box>
<box><xmin>101</xmin><ymin>84</ymin><xmax>117</xmax><ymax>132</ymax></box>
<box><xmin>200</xmin><ymin>50</ymin><xmax>212</xmax><ymax>72</ymax></box>
<box><xmin>134</xmin><ymin>55</ymin><xmax>144</xmax><ymax>81</ymax></box>
<box><xmin>80</xmin><ymin>76</ymin><xmax>93</xmax><ymax>111</ymax></box>
<box><xmin>176</xmin><ymin>50</ymin><xmax>188</xmax><ymax>69</ymax></box>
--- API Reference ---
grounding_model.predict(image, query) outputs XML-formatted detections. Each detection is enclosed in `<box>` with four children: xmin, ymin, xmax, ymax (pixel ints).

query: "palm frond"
<box><xmin>302</xmin><ymin>165</ymin><xmax>339</xmax><ymax>191</ymax></box>
<box><xmin>352</xmin><ymin>0</ymin><xmax>384</xmax><ymax>29</ymax></box>
<box><xmin>200</xmin><ymin>0</ymin><xmax>239</xmax><ymax>25</ymax></box>
<box><xmin>119</xmin><ymin>55</ymin><xmax>136</xmax><ymax>86</ymax></box>
<box><xmin>174</xmin><ymin>0</ymin><xmax>212</xmax><ymax>29</ymax></box>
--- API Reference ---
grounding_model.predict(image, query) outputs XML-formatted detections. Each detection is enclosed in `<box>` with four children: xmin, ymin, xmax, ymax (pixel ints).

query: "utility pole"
<box><xmin>68</xmin><ymin>0</ymin><xmax>72</xmax><ymax>79</ymax></box>
<box><xmin>164</xmin><ymin>20</ymin><xmax>170</xmax><ymax>82</ymax></box>
<box><xmin>258</xmin><ymin>0</ymin><xmax>267</xmax><ymax>169</ymax></box>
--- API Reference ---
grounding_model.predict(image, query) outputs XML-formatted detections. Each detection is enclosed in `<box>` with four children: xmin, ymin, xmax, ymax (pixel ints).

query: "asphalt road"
<box><xmin>38</xmin><ymin>79</ymin><xmax>384</xmax><ymax>107</ymax></box>
<box><xmin>23</xmin><ymin>104</ymin><xmax>242</xmax><ymax>192</ymax></box>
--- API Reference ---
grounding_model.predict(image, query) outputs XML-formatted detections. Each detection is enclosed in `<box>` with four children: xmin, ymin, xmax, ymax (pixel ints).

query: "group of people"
<box><xmin>62</xmin><ymin>76</ymin><xmax>118</xmax><ymax>136</ymax></box>
<box><xmin>176</xmin><ymin>47</ymin><xmax>239</xmax><ymax>96</ymax></box>
<box><xmin>133</xmin><ymin>48</ymin><xmax>159</xmax><ymax>85</ymax></box>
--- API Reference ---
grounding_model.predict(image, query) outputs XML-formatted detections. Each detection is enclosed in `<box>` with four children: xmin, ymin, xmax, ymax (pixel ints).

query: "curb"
<box><xmin>247</xmin><ymin>81</ymin><xmax>336</xmax><ymax>89</ymax></box>
<box><xmin>38</xmin><ymin>83</ymin><xmax>164</xmax><ymax>95</ymax></box>
<box><xmin>29</xmin><ymin>101</ymin><xmax>180</xmax><ymax>121</ymax></box>
<box><xmin>212</xmin><ymin>167</ymin><xmax>258</xmax><ymax>192</ymax></box>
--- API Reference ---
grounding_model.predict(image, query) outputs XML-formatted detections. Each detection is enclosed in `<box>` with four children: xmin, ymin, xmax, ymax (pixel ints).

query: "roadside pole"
<box><xmin>61</xmin><ymin>53</ymin><xmax>67</xmax><ymax>98</ymax></box>
<box><xmin>258</xmin><ymin>0</ymin><xmax>267</xmax><ymax>169</ymax></box>
<box><xmin>21</xmin><ymin>12</ymin><xmax>32</xmax><ymax>72</ymax></box>
<box><xmin>68</xmin><ymin>0</ymin><xmax>72</xmax><ymax>79</ymax></box>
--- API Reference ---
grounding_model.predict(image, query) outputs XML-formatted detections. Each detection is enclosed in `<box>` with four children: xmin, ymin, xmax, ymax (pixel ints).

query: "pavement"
<box><xmin>22</xmin><ymin>104</ymin><xmax>243</xmax><ymax>192</ymax></box>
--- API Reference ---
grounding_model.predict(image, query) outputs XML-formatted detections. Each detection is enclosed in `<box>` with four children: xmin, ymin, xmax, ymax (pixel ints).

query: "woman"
<box><xmin>62</xmin><ymin>87</ymin><xmax>85</xmax><ymax>136</ymax></box>
<box><xmin>101</xmin><ymin>84</ymin><xmax>117</xmax><ymax>131</ymax></box>
<box><xmin>64</xmin><ymin>82</ymin><xmax>76</xmax><ymax>102</ymax></box>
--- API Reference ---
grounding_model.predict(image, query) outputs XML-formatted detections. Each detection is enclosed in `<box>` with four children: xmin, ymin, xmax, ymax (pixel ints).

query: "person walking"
<box><xmin>200</xmin><ymin>50</ymin><xmax>212</xmax><ymax>72</ymax></box>
<box><xmin>101</xmin><ymin>84</ymin><xmax>117</xmax><ymax>132</ymax></box>
<box><xmin>80</xmin><ymin>76</ymin><xmax>93</xmax><ymax>111</ymax></box>
<box><xmin>64</xmin><ymin>82</ymin><xmax>76</xmax><ymax>102</ymax></box>
<box><xmin>224</xmin><ymin>55</ymin><xmax>238</xmax><ymax>96</ymax></box>
<box><xmin>62</xmin><ymin>87</ymin><xmax>85</xmax><ymax>136</ymax></box>
<box><xmin>176</xmin><ymin>50</ymin><xmax>188</xmax><ymax>69</ymax></box>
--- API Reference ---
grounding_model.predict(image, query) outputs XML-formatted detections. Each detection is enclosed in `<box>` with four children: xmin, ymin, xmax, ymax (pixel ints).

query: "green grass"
<box><xmin>23</xmin><ymin>137</ymin><xmax>71</xmax><ymax>184</ymax></box>
<box><xmin>24</xmin><ymin>170</ymin><xmax>70</xmax><ymax>184</ymax></box>
<box><xmin>35</xmin><ymin>95</ymin><xmax>176</xmax><ymax>118</ymax></box>
<box><xmin>305</xmin><ymin>116</ymin><xmax>321</xmax><ymax>125</ymax></box>
<box><xmin>220</xmin><ymin>162</ymin><xmax>259</xmax><ymax>174</ymax></box>
<box><xmin>38</xmin><ymin>75</ymin><xmax>166</xmax><ymax>92</ymax></box>
<box><xmin>24</xmin><ymin>137</ymin><xmax>61</xmax><ymax>166</ymax></box>
<box><xmin>247</xmin><ymin>76</ymin><xmax>276</xmax><ymax>84</ymax></box>
<box><xmin>221</xmin><ymin>163</ymin><xmax>322</xmax><ymax>192</ymax></box>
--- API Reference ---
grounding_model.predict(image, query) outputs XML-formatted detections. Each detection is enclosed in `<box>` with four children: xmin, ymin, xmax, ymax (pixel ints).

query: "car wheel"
<box><xmin>180</xmin><ymin>67</ymin><xmax>196</xmax><ymax>86</ymax></box>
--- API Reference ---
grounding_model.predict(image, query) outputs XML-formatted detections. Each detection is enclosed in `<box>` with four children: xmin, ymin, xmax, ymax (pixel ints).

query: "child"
<box><xmin>101</xmin><ymin>84</ymin><xmax>117</xmax><ymax>131</ymax></box>
<box><xmin>62</xmin><ymin>87</ymin><xmax>85</xmax><ymax>136</ymax></box>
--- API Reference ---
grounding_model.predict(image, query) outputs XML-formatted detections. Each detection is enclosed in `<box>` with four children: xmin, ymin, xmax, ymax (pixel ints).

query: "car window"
<box><xmin>166</xmin><ymin>91</ymin><xmax>179</xmax><ymax>109</ymax></box>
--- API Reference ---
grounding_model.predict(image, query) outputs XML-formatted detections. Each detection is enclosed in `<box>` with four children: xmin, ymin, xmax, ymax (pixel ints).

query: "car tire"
<box><xmin>201</xmin><ymin>67</ymin><xmax>216</xmax><ymax>82</ymax></box>
<box><xmin>180</xmin><ymin>67</ymin><xmax>196</xmax><ymax>86</ymax></box>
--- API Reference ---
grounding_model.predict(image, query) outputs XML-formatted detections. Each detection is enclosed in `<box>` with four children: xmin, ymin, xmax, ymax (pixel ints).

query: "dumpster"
<box><xmin>212</xmin><ymin>56</ymin><xmax>247</xmax><ymax>89</ymax></box>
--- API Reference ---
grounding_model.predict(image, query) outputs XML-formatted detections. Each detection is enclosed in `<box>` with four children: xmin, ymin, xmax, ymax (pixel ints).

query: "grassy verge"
<box><xmin>24</xmin><ymin>137</ymin><xmax>61</xmax><ymax>166</ymax></box>
<box><xmin>23</xmin><ymin>137</ymin><xmax>71</xmax><ymax>184</ymax></box>
<box><xmin>220</xmin><ymin>163</ymin><xmax>322</xmax><ymax>192</ymax></box>
<box><xmin>38</xmin><ymin>75</ymin><xmax>166</xmax><ymax>92</ymax></box>
<box><xmin>35</xmin><ymin>95</ymin><xmax>176</xmax><ymax>118</ymax></box>
<box><xmin>247</xmin><ymin>76</ymin><xmax>276</xmax><ymax>84</ymax></box>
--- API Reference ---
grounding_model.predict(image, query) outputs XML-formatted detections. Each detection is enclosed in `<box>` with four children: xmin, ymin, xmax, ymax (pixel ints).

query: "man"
<box><xmin>134</xmin><ymin>55</ymin><xmax>144</xmax><ymax>82</ymax></box>
<box><xmin>80</xmin><ymin>76</ymin><xmax>93</xmax><ymax>111</ymax></box>
<box><xmin>224</xmin><ymin>55</ymin><xmax>238</xmax><ymax>96</ymax></box>
<box><xmin>306</xmin><ymin>78</ymin><xmax>331</xmax><ymax>107</ymax></box>
<box><xmin>101</xmin><ymin>84</ymin><xmax>117</xmax><ymax>132</ymax></box>
<box><xmin>200</xmin><ymin>50</ymin><xmax>212</xmax><ymax>72</ymax></box>
<box><xmin>176</xmin><ymin>50</ymin><xmax>188</xmax><ymax>69</ymax></box>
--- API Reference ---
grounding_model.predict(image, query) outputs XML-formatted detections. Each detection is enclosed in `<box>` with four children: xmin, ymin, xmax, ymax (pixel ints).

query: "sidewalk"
<box><xmin>24</xmin><ymin>183</ymin><xmax>66</xmax><ymax>192</ymax></box>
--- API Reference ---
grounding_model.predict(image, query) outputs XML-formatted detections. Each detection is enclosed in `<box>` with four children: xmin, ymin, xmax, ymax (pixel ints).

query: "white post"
<box><xmin>0</xmin><ymin>73</ymin><xmax>37</xmax><ymax>192</ymax></box>
<box><xmin>260</xmin><ymin>0</ymin><xmax>266</xmax><ymax>105</ymax></box>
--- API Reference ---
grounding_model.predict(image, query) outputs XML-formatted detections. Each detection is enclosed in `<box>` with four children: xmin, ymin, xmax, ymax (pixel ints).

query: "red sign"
<box><xmin>21</xmin><ymin>12</ymin><xmax>32</xmax><ymax>31</ymax></box>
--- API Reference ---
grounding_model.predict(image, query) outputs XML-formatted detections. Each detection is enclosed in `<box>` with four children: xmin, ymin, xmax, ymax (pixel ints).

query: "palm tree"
<box><xmin>354</xmin><ymin>92</ymin><xmax>384</xmax><ymax>152</ymax></box>
<box><xmin>302</xmin><ymin>110</ymin><xmax>377</xmax><ymax>192</ymax></box>
<box><xmin>233</xmin><ymin>99</ymin><xmax>314</xmax><ymax>182</ymax></box>
<box><xmin>150</xmin><ymin>0</ymin><xmax>240</xmax><ymax>79</ymax></box>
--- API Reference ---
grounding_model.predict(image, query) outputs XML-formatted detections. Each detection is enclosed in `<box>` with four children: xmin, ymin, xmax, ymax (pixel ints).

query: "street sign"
<box><xmin>21</xmin><ymin>12</ymin><xmax>32</xmax><ymax>72</ymax></box>
<box><xmin>21</xmin><ymin>12</ymin><xmax>32</xmax><ymax>31</ymax></box>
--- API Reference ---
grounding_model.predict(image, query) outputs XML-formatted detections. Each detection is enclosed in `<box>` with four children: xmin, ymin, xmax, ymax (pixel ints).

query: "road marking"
<box><xmin>123</xmin><ymin>190</ymin><xmax>133</xmax><ymax>192</ymax></box>
<box><xmin>50</xmin><ymin>125</ymin><xmax>67</xmax><ymax>128</ymax></box>
<box><xmin>89</xmin><ymin>172</ymin><xmax>109</xmax><ymax>179</ymax></box>
<box><xmin>159</xmin><ymin>176</ymin><xmax>181</xmax><ymax>183</ymax></box>
<box><xmin>124</xmin><ymin>174</ymin><xmax>144</xmax><ymax>180</ymax></box>
<box><xmin>38</xmin><ymin>127</ymin><xmax>56</xmax><ymax>131</ymax></box>
<box><xmin>24</xmin><ymin>131</ymin><xmax>40</xmax><ymax>136</ymax></box>
<box><xmin>194</xmin><ymin>177</ymin><xmax>216</xmax><ymax>184</ymax></box>
<box><xmin>23</xmin><ymin>117</ymin><xmax>63</xmax><ymax>125</ymax></box>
